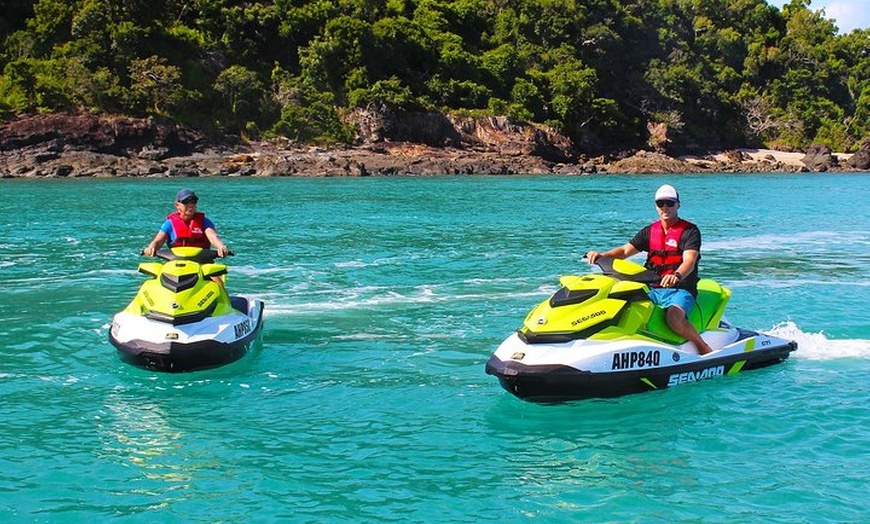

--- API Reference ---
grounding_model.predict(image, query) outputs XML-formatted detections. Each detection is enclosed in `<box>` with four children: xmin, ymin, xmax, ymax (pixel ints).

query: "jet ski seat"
<box><xmin>645</xmin><ymin>279</ymin><xmax>732</xmax><ymax>344</ymax></box>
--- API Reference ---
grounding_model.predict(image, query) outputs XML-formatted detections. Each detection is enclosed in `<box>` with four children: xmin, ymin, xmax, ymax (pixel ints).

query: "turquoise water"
<box><xmin>2</xmin><ymin>173</ymin><xmax>868</xmax><ymax>522</ymax></box>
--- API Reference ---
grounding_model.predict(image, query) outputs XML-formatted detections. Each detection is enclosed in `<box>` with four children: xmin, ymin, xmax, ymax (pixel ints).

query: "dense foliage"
<box><xmin>1</xmin><ymin>0</ymin><xmax>868</xmax><ymax>153</ymax></box>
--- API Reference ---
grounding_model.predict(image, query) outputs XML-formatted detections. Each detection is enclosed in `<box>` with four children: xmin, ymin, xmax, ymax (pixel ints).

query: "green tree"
<box><xmin>214</xmin><ymin>65</ymin><xmax>264</xmax><ymax>132</ymax></box>
<box><xmin>128</xmin><ymin>55</ymin><xmax>185</xmax><ymax>114</ymax></box>
<box><xmin>270</xmin><ymin>67</ymin><xmax>354</xmax><ymax>144</ymax></box>
<box><xmin>298</xmin><ymin>15</ymin><xmax>373</xmax><ymax>101</ymax></box>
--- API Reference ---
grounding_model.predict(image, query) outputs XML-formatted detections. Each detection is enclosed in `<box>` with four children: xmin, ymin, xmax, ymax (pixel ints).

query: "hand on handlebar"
<box><xmin>213</xmin><ymin>244</ymin><xmax>230</xmax><ymax>257</ymax></box>
<box><xmin>660</xmin><ymin>273</ymin><xmax>680</xmax><ymax>288</ymax></box>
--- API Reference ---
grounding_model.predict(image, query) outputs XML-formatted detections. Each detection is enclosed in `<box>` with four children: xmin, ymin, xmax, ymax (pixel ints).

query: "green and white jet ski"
<box><xmin>486</xmin><ymin>258</ymin><xmax>797</xmax><ymax>401</ymax></box>
<box><xmin>109</xmin><ymin>247</ymin><xmax>264</xmax><ymax>372</ymax></box>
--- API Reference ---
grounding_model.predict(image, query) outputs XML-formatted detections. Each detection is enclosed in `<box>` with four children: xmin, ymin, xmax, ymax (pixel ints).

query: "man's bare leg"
<box><xmin>667</xmin><ymin>306</ymin><xmax>713</xmax><ymax>355</ymax></box>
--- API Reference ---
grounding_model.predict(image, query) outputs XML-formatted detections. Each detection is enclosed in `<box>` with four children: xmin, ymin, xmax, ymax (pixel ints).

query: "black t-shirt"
<box><xmin>629</xmin><ymin>221</ymin><xmax>701</xmax><ymax>294</ymax></box>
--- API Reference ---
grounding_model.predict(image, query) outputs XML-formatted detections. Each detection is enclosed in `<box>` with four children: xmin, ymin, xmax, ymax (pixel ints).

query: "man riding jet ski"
<box><xmin>109</xmin><ymin>247</ymin><xmax>264</xmax><ymax>372</ymax></box>
<box><xmin>487</xmin><ymin>184</ymin><xmax>796</xmax><ymax>401</ymax></box>
<box><xmin>485</xmin><ymin>257</ymin><xmax>797</xmax><ymax>401</ymax></box>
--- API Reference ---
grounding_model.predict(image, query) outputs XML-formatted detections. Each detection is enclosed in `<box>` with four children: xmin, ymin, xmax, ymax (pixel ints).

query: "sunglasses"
<box><xmin>180</xmin><ymin>197</ymin><xmax>199</xmax><ymax>205</ymax></box>
<box><xmin>656</xmin><ymin>200</ymin><xmax>677</xmax><ymax>208</ymax></box>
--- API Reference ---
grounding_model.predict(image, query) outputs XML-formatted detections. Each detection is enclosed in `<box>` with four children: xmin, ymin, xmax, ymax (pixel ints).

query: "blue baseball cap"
<box><xmin>176</xmin><ymin>188</ymin><xmax>198</xmax><ymax>202</ymax></box>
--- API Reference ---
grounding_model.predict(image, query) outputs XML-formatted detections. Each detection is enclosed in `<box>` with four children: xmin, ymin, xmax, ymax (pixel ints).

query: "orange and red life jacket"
<box><xmin>166</xmin><ymin>212</ymin><xmax>209</xmax><ymax>248</ymax></box>
<box><xmin>646</xmin><ymin>219</ymin><xmax>689</xmax><ymax>275</ymax></box>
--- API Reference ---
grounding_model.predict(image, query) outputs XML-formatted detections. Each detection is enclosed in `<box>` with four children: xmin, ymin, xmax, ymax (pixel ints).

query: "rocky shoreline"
<box><xmin>2</xmin><ymin>113</ymin><xmax>869</xmax><ymax>178</ymax></box>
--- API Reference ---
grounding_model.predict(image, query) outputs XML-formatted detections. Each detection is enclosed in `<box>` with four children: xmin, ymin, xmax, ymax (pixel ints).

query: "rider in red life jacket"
<box><xmin>143</xmin><ymin>188</ymin><xmax>229</xmax><ymax>258</ymax></box>
<box><xmin>585</xmin><ymin>184</ymin><xmax>713</xmax><ymax>355</ymax></box>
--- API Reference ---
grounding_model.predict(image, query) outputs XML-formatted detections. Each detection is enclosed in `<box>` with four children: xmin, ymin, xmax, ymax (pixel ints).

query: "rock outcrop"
<box><xmin>0</xmin><ymin>112</ymin><xmax>205</xmax><ymax>157</ymax></box>
<box><xmin>351</xmin><ymin>106</ymin><xmax>462</xmax><ymax>147</ymax></box>
<box><xmin>801</xmin><ymin>143</ymin><xmax>838</xmax><ymax>172</ymax></box>
<box><xmin>1</xmin><ymin>112</ymin><xmax>867</xmax><ymax>178</ymax></box>
<box><xmin>350</xmin><ymin>106</ymin><xmax>577</xmax><ymax>163</ymax></box>
<box><xmin>607</xmin><ymin>150</ymin><xmax>700</xmax><ymax>174</ymax></box>
<box><xmin>845</xmin><ymin>139</ymin><xmax>870</xmax><ymax>170</ymax></box>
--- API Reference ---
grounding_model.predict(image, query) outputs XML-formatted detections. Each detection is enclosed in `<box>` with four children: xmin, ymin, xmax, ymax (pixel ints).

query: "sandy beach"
<box><xmin>725</xmin><ymin>148</ymin><xmax>852</xmax><ymax>167</ymax></box>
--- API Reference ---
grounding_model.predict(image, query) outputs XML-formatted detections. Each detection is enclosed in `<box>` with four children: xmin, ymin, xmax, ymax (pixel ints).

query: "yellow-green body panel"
<box><xmin>124</xmin><ymin>257</ymin><xmax>233</xmax><ymax>318</ymax></box>
<box><xmin>522</xmin><ymin>269</ymin><xmax>732</xmax><ymax>345</ymax></box>
<box><xmin>610</xmin><ymin>258</ymin><xmax>651</xmax><ymax>276</ymax></box>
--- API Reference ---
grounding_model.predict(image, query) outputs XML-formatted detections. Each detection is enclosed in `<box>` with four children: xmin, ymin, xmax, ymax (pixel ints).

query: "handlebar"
<box><xmin>141</xmin><ymin>248</ymin><xmax>235</xmax><ymax>262</ymax></box>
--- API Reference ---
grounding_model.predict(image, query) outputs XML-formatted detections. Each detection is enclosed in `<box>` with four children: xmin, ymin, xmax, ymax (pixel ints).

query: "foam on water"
<box><xmin>728</xmin><ymin>278</ymin><xmax>870</xmax><ymax>289</ymax></box>
<box><xmin>263</xmin><ymin>285</ymin><xmax>549</xmax><ymax>316</ymax></box>
<box><xmin>767</xmin><ymin>321</ymin><xmax>870</xmax><ymax>360</ymax></box>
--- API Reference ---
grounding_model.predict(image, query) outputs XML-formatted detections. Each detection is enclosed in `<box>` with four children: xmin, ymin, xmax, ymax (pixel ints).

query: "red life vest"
<box><xmin>646</xmin><ymin>219</ymin><xmax>688</xmax><ymax>275</ymax></box>
<box><xmin>167</xmin><ymin>212</ymin><xmax>209</xmax><ymax>248</ymax></box>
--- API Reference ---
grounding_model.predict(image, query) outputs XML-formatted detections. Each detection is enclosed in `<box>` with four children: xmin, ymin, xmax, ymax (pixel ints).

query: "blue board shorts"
<box><xmin>648</xmin><ymin>288</ymin><xmax>695</xmax><ymax>315</ymax></box>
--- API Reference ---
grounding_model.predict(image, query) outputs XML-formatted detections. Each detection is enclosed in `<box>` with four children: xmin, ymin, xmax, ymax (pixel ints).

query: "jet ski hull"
<box><xmin>486</xmin><ymin>328</ymin><xmax>797</xmax><ymax>402</ymax></box>
<box><xmin>110</xmin><ymin>296</ymin><xmax>264</xmax><ymax>372</ymax></box>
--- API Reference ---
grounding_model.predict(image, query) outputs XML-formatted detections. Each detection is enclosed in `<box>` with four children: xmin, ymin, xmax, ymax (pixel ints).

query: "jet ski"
<box><xmin>486</xmin><ymin>257</ymin><xmax>797</xmax><ymax>401</ymax></box>
<box><xmin>109</xmin><ymin>247</ymin><xmax>264</xmax><ymax>372</ymax></box>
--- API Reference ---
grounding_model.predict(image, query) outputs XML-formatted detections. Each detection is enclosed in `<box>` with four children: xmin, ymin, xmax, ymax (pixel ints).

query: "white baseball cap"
<box><xmin>654</xmin><ymin>184</ymin><xmax>679</xmax><ymax>202</ymax></box>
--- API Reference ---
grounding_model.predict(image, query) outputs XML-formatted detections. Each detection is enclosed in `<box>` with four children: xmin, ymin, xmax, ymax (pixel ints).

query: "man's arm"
<box><xmin>661</xmin><ymin>249</ymin><xmax>699</xmax><ymax>287</ymax></box>
<box><xmin>587</xmin><ymin>243</ymin><xmax>639</xmax><ymax>264</ymax></box>
<box><xmin>144</xmin><ymin>231</ymin><xmax>168</xmax><ymax>257</ymax></box>
<box><xmin>205</xmin><ymin>227</ymin><xmax>229</xmax><ymax>257</ymax></box>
